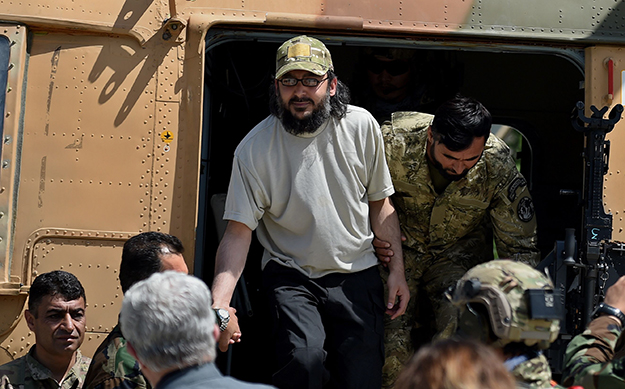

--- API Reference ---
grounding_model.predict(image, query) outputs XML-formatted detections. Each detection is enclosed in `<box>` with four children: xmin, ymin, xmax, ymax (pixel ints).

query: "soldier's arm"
<box><xmin>561</xmin><ymin>315</ymin><xmax>623</xmax><ymax>388</ymax></box>
<box><xmin>561</xmin><ymin>276</ymin><xmax>625</xmax><ymax>387</ymax></box>
<box><xmin>85</xmin><ymin>341</ymin><xmax>151</xmax><ymax>389</ymax></box>
<box><xmin>490</xmin><ymin>168</ymin><xmax>540</xmax><ymax>265</ymax></box>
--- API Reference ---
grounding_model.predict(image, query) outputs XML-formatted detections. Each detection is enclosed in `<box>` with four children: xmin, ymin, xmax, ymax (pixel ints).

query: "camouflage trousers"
<box><xmin>380</xmin><ymin>249</ymin><xmax>475</xmax><ymax>388</ymax></box>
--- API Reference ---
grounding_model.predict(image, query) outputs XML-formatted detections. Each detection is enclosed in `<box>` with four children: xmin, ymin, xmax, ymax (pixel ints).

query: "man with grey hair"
<box><xmin>120</xmin><ymin>271</ymin><xmax>274</xmax><ymax>389</ymax></box>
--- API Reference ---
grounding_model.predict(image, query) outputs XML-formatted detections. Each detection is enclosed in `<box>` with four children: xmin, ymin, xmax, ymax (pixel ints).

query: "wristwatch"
<box><xmin>214</xmin><ymin>308</ymin><xmax>230</xmax><ymax>331</ymax></box>
<box><xmin>592</xmin><ymin>302</ymin><xmax>625</xmax><ymax>327</ymax></box>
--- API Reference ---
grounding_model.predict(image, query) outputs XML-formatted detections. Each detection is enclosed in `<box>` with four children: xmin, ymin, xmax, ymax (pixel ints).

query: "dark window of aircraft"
<box><xmin>491</xmin><ymin>124</ymin><xmax>534</xmax><ymax>260</ymax></box>
<box><xmin>492</xmin><ymin>124</ymin><xmax>527</xmax><ymax>174</ymax></box>
<box><xmin>0</xmin><ymin>35</ymin><xmax>10</xmax><ymax>161</ymax></box>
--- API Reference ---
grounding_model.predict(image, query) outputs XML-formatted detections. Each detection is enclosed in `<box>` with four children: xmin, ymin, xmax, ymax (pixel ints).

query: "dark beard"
<box><xmin>428</xmin><ymin>142</ymin><xmax>469</xmax><ymax>182</ymax></box>
<box><xmin>275</xmin><ymin>89</ymin><xmax>332</xmax><ymax>135</ymax></box>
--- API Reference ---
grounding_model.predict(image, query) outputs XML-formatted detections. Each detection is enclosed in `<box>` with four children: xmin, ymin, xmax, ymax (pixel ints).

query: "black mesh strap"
<box><xmin>593</xmin><ymin>302</ymin><xmax>625</xmax><ymax>327</ymax></box>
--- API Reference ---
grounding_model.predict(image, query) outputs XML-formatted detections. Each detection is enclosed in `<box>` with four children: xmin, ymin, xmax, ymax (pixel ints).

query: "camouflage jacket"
<box><xmin>0</xmin><ymin>347</ymin><xmax>91</xmax><ymax>389</ymax></box>
<box><xmin>510</xmin><ymin>352</ymin><xmax>558</xmax><ymax>389</ymax></box>
<box><xmin>381</xmin><ymin>112</ymin><xmax>540</xmax><ymax>265</ymax></box>
<box><xmin>83</xmin><ymin>324</ymin><xmax>150</xmax><ymax>389</ymax></box>
<box><xmin>562</xmin><ymin>315</ymin><xmax>625</xmax><ymax>388</ymax></box>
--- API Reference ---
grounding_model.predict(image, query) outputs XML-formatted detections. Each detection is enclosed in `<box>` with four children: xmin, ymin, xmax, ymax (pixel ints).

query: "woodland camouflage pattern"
<box><xmin>0</xmin><ymin>347</ymin><xmax>91</xmax><ymax>389</ymax></box>
<box><xmin>83</xmin><ymin>324</ymin><xmax>150</xmax><ymax>389</ymax></box>
<box><xmin>562</xmin><ymin>315</ymin><xmax>625</xmax><ymax>388</ymax></box>
<box><xmin>380</xmin><ymin>112</ymin><xmax>540</xmax><ymax>387</ymax></box>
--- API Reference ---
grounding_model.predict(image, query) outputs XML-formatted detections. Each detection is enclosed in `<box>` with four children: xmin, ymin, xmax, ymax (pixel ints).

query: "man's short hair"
<box><xmin>28</xmin><ymin>270</ymin><xmax>86</xmax><ymax>315</ymax></box>
<box><xmin>431</xmin><ymin>95</ymin><xmax>492</xmax><ymax>151</ymax></box>
<box><xmin>119</xmin><ymin>232</ymin><xmax>184</xmax><ymax>293</ymax></box>
<box><xmin>119</xmin><ymin>271</ymin><xmax>216</xmax><ymax>372</ymax></box>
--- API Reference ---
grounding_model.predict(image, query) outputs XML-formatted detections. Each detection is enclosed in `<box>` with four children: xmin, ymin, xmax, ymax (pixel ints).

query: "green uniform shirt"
<box><xmin>381</xmin><ymin>111</ymin><xmax>540</xmax><ymax>266</ymax></box>
<box><xmin>0</xmin><ymin>347</ymin><xmax>91</xmax><ymax>389</ymax></box>
<box><xmin>380</xmin><ymin>111</ymin><xmax>541</xmax><ymax>388</ymax></box>
<box><xmin>562</xmin><ymin>315</ymin><xmax>625</xmax><ymax>388</ymax></box>
<box><xmin>83</xmin><ymin>324</ymin><xmax>150</xmax><ymax>389</ymax></box>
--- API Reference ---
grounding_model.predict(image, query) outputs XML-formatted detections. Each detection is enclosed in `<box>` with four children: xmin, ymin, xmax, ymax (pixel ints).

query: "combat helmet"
<box><xmin>449</xmin><ymin>260</ymin><xmax>561</xmax><ymax>350</ymax></box>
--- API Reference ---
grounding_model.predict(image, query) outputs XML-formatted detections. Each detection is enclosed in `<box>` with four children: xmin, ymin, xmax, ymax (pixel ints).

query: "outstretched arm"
<box><xmin>212</xmin><ymin>220</ymin><xmax>252</xmax><ymax>352</ymax></box>
<box><xmin>369</xmin><ymin>197</ymin><xmax>409</xmax><ymax>319</ymax></box>
<box><xmin>562</xmin><ymin>276</ymin><xmax>625</xmax><ymax>388</ymax></box>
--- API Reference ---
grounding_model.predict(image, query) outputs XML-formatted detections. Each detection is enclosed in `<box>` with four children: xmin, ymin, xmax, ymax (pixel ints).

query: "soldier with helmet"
<box><xmin>448</xmin><ymin>259</ymin><xmax>562</xmax><ymax>388</ymax></box>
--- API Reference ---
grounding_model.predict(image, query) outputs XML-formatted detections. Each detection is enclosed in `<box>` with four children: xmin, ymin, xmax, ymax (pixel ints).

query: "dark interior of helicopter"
<box><xmin>197</xmin><ymin>29</ymin><xmax>585</xmax><ymax>382</ymax></box>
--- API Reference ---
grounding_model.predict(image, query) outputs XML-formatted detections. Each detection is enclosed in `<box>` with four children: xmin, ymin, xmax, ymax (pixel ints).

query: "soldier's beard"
<box><xmin>275</xmin><ymin>88</ymin><xmax>332</xmax><ymax>135</ymax></box>
<box><xmin>428</xmin><ymin>142</ymin><xmax>469</xmax><ymax>182</ymax></box>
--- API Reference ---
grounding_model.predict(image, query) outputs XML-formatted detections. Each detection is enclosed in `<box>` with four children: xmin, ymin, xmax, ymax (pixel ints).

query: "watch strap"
<box><xmin>214</xmin><ymin>308</ymin><xmax>230</xmax><ymax>331</ymax></box>
<box><xmin>593</xmin><ymin>302</ymin><xmax>625</xmax><ymax>327</ymax></box>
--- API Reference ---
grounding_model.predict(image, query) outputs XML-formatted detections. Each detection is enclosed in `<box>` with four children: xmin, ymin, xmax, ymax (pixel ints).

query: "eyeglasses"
<box><xmin>278</xmin><ymin>77</ymin><xmax>329</xmax><ymax>87</ymax></box>
<box><xmin>366</xmin><ymin>59</ymin><xmax>410</xmax><ymax>76</ymax></box>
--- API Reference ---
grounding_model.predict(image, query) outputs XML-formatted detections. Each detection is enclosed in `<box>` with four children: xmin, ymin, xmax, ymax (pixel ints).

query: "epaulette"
<box><xmin>390</xmin><ymin>111</ymin><xmax>434</xmax><ymax>133</ymax></box>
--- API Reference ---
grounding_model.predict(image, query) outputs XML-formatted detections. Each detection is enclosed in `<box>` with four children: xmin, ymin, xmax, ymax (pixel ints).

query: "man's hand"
<box><xmin>373</xmin><ymin>235</ymin><xmax>406</xmax><ymax>266</ymax></box>
<box><xmin>218</xmin><ymin>307</ymin><xmax>242</xmax><ymax>352</ymax></box>
<box><xmin>604</xmin><ymin>276</ymin><xmax>625</xmax><ymax>313</ymax></box>
<box><xmin>385</xmin><ymin>270</ymin><xmax>409</xmax><ymax>320</ymax></box>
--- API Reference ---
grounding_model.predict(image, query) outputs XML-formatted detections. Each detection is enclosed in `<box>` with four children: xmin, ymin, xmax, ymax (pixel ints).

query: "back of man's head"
<box><xmin>119</xmin><ymin>232</ymin><xmax>184</xmax><ymax>293</ymax></box>
<box><xmin>431</xmin><ymin>95</ymin><xmax>492</xmax><ymax>151</ymax></box>
<box><xmin>28</xmin><ymin>270</ymin><xmax>86</xmax><ymax>315</ymax></box>
<box><xmin>119</xmin><ymin>271</ymin><xmax>216</xmax><ymax>372</ymax></box>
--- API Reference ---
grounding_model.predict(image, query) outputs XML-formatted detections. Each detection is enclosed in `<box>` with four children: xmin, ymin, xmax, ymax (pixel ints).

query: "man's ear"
<box><xmin>427</xmin><ymin>126</ymin><xmax>434</xmax><ymax>143</ymax></box>
<box><xmin>126</xmin><ymin>342</ymin><xmax>150</xmax><ymax>373</ymax></box>
<box><xmin>328</xmin><ymin>77</ymin><xmax>338</xmax><ymax>97</ymax></box>
<box><xmin>213</xmin><ymin>324</ymin><xmax>220</xmax><ymax>342</ymax></box>
<box><xmin>25</xmin><ymin>310</ymin><xmax>36</xmax><ymax>332</ymax></box>
<box><xmin>126</xmin><ymin>341</ymin><xmax>138</xmax><ymax>360</ymax></box>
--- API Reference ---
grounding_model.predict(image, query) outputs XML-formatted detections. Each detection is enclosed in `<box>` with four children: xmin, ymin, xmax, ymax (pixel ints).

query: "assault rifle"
<box><xmin>539</xmin><ymin>101</ymin><xmax>624</xmax><ymax>374</ymax></box>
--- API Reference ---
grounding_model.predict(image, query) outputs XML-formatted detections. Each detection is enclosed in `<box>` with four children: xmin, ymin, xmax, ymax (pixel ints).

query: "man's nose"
<box><xmin>60</xmin><ymin>313</ymin><xmax>75</xmax><ymax>331</ymax></box>
<box><xmin>451</xmin><ymin>161</ymin><xmax>464</xmax><ymax>174</ymax></box>
<box><xmin>293</xmin><ymin>83</ymin><xmax>308</xmax><ymax>96</ymax></box>
<box><xmin>379</xmin><ymin>70</ymin><xmax>393</xmax><ymax>83</ymax></box>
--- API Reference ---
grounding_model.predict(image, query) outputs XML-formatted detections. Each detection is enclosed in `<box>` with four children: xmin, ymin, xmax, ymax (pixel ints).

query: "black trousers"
<box><xmin>262</xmin><ymin>261</ymin><xmax>385</xmax><ymax>389</ymax></box>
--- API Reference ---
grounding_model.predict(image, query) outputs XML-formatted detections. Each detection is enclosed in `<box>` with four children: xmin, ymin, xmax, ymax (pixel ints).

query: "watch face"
<box><xmin>217</xmin><ymin>308</ymin><xmax>229</xmax><ymax>319</ymax></box>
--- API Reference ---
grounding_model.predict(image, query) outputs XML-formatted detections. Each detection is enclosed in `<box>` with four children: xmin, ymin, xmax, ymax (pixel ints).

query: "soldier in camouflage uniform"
<box><xmin>83</xmin><ymin>232</ymin><xmax>189</xmax><ymax>389</ymax></box>
<box><xmin>0</xmin><ymin>271</ymin><xmax>91</xmax><ymax>389</ymax></box>
<box><xmin>562</xmin><ymin>275</ymin><xmax>625</xmax><ymax>388</ymax></box>
<box><xmin>450</xmin><ymin>260</ymin><xmax>562</xmax><ymax>389</ymax></box>
<box><xmin>378</xmin><ymin>96</ymin><xmax>540</xmax><ymax>386</ymax></box>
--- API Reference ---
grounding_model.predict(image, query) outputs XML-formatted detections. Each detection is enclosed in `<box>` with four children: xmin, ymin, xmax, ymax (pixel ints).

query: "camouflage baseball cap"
<box><xmin>450</xmin><ymin>260</ymin><xmax>561</xmax><ymax>349</ymax></box>
<box><xmin>275</xmin><ymin>35</ymin><xmax>334</xmax><ymax>79</ymax></box>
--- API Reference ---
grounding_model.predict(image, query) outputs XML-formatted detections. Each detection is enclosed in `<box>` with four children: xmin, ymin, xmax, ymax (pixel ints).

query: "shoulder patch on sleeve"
<box><xmin>517</xmin><ymin>196</ymin><xmax>535</xmax><ymax>222</ymax></box>
<box><xmin>391</xmin><ymin>111</ymin><xmax>434</xmax><ymax>132</ymax></box>
<box><xmin>508</xmin><ymin>177</ymin><xmax>527</xmax><ymax>202</ymax></box>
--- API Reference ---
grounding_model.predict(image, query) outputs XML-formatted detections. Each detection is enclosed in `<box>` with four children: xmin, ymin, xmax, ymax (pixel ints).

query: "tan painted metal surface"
<box><xmin>0</xmin><ymin>6</ymin><xmax>204</xmax><ymax>360</ymax></box>
<box><xmin>0</xmin><ymin>0</ymin><xmax>624</xmax><ymax>44</ymax></box>
<box><xmin>586</xmin><ymin>47</ymin><xmax>625</xmax><ymax>242</ymax></box>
